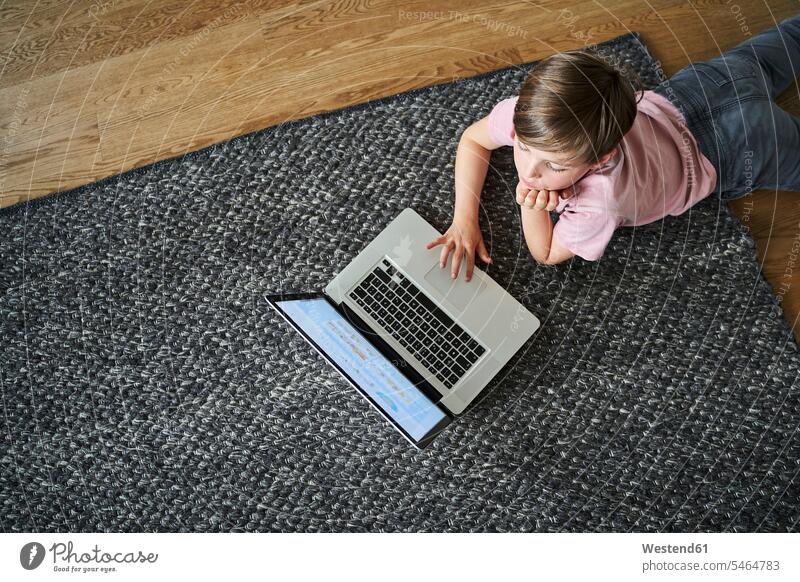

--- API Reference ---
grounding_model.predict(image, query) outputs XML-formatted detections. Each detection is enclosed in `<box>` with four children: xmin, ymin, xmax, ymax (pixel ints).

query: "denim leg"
<box><xmin>709</xmin><ymin>14</ymin><xmax>800</xmax><ymax>199</ymax></box>
<box><xmin>725</xmin><ymin>100</ymin><xmax>800</xmax><ymax>198</ymax></box>
<box><xmin>652</xmin><ymin>14</ymin><xmax>800</xmax><ymax>201</ymax></box>
<box><xmin>724</xmin><ymin>13</ymin><xmax>800</xmax><ymax>100</ymax></box>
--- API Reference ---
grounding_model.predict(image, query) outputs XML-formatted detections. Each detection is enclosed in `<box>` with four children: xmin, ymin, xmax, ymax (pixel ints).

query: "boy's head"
<box><xmin>513</xmin><ymin>49</ymin><xmax>643</xmax><ymax>197</ymax></box>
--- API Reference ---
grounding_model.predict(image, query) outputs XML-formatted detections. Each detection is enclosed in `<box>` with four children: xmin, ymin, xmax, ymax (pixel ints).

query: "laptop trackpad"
<box><xmin>423</xmin><ymin>262</ymin><xmax>487</xmax><ymax>311</ymax></box>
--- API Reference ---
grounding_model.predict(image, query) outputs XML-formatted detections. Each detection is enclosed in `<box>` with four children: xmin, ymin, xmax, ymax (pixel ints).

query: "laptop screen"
<box><xmin>275</xmin><ymin>297</ymin><xmax>448</xmax><ymax>443</ymax></box>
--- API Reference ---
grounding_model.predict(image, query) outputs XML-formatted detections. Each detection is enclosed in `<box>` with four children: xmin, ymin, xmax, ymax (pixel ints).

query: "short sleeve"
<box><xmin>552</xmin><ymin>209</ymin><xmax>619</xmax><ymax>261</ymax></box>
<box><xmin>487</xmin><ymin>96</ymin><xmax>518</xmax><ymax>147</ymax></box>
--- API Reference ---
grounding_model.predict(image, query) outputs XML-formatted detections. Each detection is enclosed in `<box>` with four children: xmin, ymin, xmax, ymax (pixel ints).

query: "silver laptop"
<box><xmin>266</xmin><ymin>207</ymin><xmax>540</xmax><ymax>449</ymax></box>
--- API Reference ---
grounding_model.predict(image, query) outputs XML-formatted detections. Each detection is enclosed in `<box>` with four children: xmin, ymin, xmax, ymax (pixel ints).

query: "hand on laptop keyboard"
<box><xmin>425</xmin><ymin>217</ymin><xmax>492</xmax><ymax>282</ymax></box>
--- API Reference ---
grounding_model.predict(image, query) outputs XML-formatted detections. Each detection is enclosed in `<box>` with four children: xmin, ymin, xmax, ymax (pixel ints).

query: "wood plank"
<box><xmin>1</xmin><ymin>112</ymin><xmax>100</xmax><ymax>208</ymax></box>
<box><xmin>0</xmin><ymin>0</ymin><xmax>287</xmax><ymax>86</ymax></box>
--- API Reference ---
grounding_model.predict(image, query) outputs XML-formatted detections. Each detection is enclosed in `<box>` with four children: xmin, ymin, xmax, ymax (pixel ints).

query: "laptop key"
<box><xmin>432</xmin><ymin>307</ymin><xmax>453</xmax><ymax>326</ymax></box>
<box><xmin>414</xmin><ymin>290</ymin><xmax>437</xmax><ymax>313</ymax></box>
<box><xmin>375</xmin><ymin>268</ymin><xmax>390</xmax><ymax>283</ymax></box>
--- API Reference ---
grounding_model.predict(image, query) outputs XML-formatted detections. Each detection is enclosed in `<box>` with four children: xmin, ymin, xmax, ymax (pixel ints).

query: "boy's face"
<box><xmin>513</xmin><ymin>135</ymin><xmax>616</xmax><ymax>198</ymax></box>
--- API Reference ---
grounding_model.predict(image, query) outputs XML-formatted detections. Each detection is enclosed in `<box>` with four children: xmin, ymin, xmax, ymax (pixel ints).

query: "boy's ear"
<box><xmin>599</xmin><ymin>147</ymin><xmax>618</xmax><ymax>165</ymax></box>
<box><xmin>588</xmin><ymin>147</ymin><xmax>618</xmax><ymax>170</ymax></box>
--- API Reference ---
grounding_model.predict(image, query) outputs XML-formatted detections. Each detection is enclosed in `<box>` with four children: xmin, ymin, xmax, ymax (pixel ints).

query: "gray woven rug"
<box><xmin>2</xmin><ymin>31</ymin><xmax>799</xmax><ymax>533</ymax></box>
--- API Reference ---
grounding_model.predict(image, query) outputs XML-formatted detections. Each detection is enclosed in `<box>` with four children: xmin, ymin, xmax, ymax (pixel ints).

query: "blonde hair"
<box><xmin>513</xmin><ymin>49</ymin><xmax>644</xmax><ymax>166</ymax></box>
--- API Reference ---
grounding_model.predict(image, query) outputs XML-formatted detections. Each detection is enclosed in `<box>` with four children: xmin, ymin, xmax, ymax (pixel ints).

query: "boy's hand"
<box><xmin>425</xmin><ymin>216</ymin><xmax>492</xmax><ymax>282</ymax></box>
<box><xmin>516</xmin><ymin>180</ymin><xmax>565</xmax><ymax>212</ymax></box>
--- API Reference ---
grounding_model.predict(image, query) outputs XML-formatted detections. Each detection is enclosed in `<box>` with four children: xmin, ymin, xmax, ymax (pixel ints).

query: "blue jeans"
<box><xmin>653</xmin><ymin>13</ymin><xmax>800</xmax><ymax>201</ymax></box>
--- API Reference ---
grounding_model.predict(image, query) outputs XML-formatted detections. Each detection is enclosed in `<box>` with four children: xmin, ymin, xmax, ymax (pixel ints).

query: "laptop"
<box><xmin>266</xmin><ymin>207</ymin><xmax>540</xmax><ymax>449</ymax></box>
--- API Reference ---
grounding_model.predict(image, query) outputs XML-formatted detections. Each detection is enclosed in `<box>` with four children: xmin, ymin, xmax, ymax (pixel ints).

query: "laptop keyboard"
<box><xmin>347</xmin><ymin>258</ymin><xmax>486</xmax><ymax>390</ymax></box>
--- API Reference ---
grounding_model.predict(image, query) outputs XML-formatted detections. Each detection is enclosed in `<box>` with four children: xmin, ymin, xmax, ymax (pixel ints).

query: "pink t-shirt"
<box><xmin>487</xmin><ymin>90</ymin><xmax>718</xmax><ymax>261</ymax></box>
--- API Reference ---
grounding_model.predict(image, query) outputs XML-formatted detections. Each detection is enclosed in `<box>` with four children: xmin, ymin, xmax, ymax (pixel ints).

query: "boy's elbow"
<box><xmin>529</xmin><ymin>249</ymin><xmax>572</xmax><ymax>266</ymax></box>
<box><xmin>528</xmin><ymin>248</ymin><xmax>551</xmax><ymax>266</ymax></box>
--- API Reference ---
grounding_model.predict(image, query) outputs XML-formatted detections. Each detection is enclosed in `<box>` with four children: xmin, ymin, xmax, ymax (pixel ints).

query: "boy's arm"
<box><xmin>520</xmin><ymin>205</ymin><xmax>575</xmax><ymax>265</ymax></box>
<box><xmin>429</xmin><ymin>115</ymin><xmax>503</xmax><ymax>280</ymax></box>
<box><xmin>453</xmin><ymin>116</ymin><xmax>504</xmax><ymax>223</ymax></box>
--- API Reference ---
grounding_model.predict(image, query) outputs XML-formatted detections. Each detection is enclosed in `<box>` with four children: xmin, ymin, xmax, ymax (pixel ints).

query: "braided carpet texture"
<box><xmin>2</xmin><ymin>31</ymin><xmax>799</xmax><ymax>532</ymax></box>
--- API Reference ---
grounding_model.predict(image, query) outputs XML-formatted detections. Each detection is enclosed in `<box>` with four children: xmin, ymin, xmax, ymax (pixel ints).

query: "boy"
<box><xmin>428</xmin><ymin>15</ymin><xmax>800</xmax><ymax>281</ymax></box>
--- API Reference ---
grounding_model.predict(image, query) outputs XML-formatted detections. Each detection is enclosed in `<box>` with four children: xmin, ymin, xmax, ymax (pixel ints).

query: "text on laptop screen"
<box><xmin>276</xmin><ymin>298</ymin><xmax>447</xmax><ymax>441</ymax></box>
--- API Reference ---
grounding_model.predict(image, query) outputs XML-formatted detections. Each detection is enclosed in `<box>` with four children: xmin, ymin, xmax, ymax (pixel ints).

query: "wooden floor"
<box><xmin>2</xmin><ymin>0</ymin><xmax>800</xmax><ymax>341</ymax></box>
